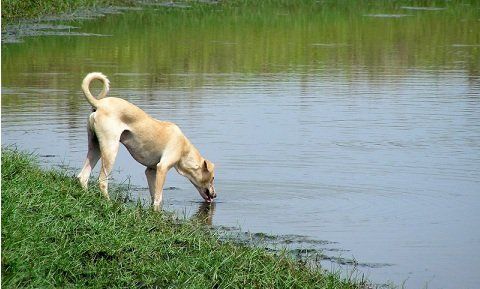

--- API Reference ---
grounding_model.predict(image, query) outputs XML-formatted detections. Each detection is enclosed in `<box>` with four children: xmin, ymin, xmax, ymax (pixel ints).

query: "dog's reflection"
<box><xmin>191</xmin><ymin>202</ymin><xmax>217</xmax><ymax>225</ymax></box>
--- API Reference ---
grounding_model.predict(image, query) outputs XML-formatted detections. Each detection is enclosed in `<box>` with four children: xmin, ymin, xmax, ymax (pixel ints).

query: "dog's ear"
<box><xmin>203</xmin><ymin>160</ymin><xmax>214</xmax><ymax>172</ymax></box>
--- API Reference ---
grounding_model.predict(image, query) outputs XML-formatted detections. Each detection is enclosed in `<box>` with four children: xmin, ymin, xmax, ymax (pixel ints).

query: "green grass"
<box><xmin>1</xmin><ymin>0</ymin><xmax>135</xmax><ymax>24</ymax></box>
<box><xmin>5</xmin><ymin>0</ymin><xmax>477</xmax><ymax>25</ymax></box>
<box><xmin>1</xmin><ymin>148</ymin><xmax>366</xmax><ymax>288</ymax></box>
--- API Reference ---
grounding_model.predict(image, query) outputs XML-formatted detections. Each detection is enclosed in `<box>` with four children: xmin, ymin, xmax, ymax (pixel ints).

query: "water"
<box><xmin>2</xmin><ymin>2</ymin><xmax>480</xmax><ymax>288</ymax></box>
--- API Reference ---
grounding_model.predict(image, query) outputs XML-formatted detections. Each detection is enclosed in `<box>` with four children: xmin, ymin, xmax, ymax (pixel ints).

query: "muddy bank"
<box><xmin>217</xmin><ymin>227</ymin><xmax>394</xmax><ymax>271</ymax></box>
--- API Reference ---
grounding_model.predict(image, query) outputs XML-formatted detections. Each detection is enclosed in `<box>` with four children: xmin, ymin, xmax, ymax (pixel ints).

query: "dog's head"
<box><xmin>190</xmin><ymin>159</ymin><xmax>216</xmax><ymax>203</ymax></box>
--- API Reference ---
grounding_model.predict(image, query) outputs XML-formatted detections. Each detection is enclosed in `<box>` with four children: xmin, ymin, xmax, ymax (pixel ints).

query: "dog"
<box><xmin>77</xmin><ymin>72</ymin><xmax>216</xmax><ymax>211</ymax></box>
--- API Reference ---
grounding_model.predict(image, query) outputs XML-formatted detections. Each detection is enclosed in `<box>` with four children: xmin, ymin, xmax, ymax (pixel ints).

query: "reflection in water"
<box><xmin>2</xmin><ymin>2</ymin><xmax>480</xmax><ymax>289</ymax></box>
<box><xmin>192</xmin><ymin>202</ymin><xmax>216</xmax><ymax>225</ymax></box>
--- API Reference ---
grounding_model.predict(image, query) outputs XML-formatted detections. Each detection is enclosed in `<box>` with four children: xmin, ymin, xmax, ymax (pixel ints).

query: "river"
<box><xmin>2</xmin><ymin>1</ymin><xmax>480</xmax><ymax>288</ymax></box>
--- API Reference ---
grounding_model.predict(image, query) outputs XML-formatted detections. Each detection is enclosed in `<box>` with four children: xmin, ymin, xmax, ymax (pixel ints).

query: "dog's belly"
<box><xmin>120</xmin><ymin>130</ymin><xmax>162</xmax><ymax>168</ymax></box>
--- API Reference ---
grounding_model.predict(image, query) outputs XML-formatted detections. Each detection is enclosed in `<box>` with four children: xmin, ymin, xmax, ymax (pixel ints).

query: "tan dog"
<box><xmin>77</xmin><ymin>72</ymin><xmax>216</xmax><ymax>211</ymax></box>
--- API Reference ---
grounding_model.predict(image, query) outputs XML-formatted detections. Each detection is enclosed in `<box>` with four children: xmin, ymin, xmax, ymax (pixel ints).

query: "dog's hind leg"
<box><xmin>97</xmin><ymin>133</ymin><xmax>121</xmax><ymax>200</ymax></box>
<box><xmin>77</xmin><ymin>123</ymin><xmax>101</xmax><ymax>189</ymax></box>
<box><xmin>145</xmin><ymin>168</ymin><xmax>156</xmax><ymax>205</ymax></box>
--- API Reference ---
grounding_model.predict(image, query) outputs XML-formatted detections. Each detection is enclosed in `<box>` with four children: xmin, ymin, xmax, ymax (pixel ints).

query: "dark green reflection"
<box><xmin>2</xmin><ymin>1</ymin><xmax>479</xmax><ymax>91</ymax></box>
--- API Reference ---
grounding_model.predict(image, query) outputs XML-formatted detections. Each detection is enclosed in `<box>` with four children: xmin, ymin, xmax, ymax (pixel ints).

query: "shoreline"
<box><xmin>1</xmin><ymin>0</ymin><xmax>221</xmax><ymax>44</ymax></box>
<box><xmin>1</xmin><ymin>0</ymin><xmax>137</xmax><ymax>24</ymax></box>
<box><xmin>1</xmin><ymin>148</ymin><xmax>368</xmax><ymax>288</ymax></box>
<box><xmin>1</xmin><ymin>0</ymin><xmax>225</xmax><ymax>44</ymax></box>
<box><xmin>1</xmin><ymin>4</ymin><xmax>141</xmax><ymax>44</ymax></box>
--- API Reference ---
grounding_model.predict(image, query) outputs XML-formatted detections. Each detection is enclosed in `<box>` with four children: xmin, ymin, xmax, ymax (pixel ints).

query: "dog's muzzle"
<box><xmin>193</xmin><ymin>182</ymin><xmax>217</xmax><ymax>203</ymax></box>
<box><xmin>203</xmin><ymin>187</ymin><xmax>217</xmax><ymax>203</ymax></box>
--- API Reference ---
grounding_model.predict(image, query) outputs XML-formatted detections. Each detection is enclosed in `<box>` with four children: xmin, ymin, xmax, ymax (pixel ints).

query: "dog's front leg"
<box><xmin>150</xmin><ymin>150</ymin><xmax>180</xmax><ymax>211</ymax></box>
<box><xmin>152</xmin><ymin>164</ymin><xmax>168</xmax><ymax>212</ymax></box>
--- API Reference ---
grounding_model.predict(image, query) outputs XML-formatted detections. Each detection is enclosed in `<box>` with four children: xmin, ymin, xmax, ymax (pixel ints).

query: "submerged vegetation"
<box><xmin>1</xmin><ymin>148</ymin><xmax>365</xmax><ymax>288</ymax></box>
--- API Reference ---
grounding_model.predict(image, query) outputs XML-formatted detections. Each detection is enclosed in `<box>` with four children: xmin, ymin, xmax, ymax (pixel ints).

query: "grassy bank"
<box><xmin>1</xmin><ymin>0</ymin><xmax>135</xmax><ymax>23</ymax></box>
<box><xmin>3</xmin><ymin>0</ymin><xmax>478</xmax><ymax>25</ymax></box>
<box><xmin>1</xmin><ymin>148</ymin><xmax>364</xmax><ymax>288</ymax></box>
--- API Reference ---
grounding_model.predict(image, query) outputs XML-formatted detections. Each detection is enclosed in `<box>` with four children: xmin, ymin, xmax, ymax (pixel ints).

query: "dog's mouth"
<box><xmin>202</xmin><ymin>188</ymin><xmax>216</xmax><ymax>203</ymax></box>
<box><xmin>192</xmin><ymin>182</ymin><xmax>216</xmax><ymax>203</ymax></box>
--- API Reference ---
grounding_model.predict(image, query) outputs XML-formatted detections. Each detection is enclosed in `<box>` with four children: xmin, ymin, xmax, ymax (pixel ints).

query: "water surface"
<box><xmin>2</xmin><ymin>2</ymin><xmax>480</xmax><ymax>288</ymax></box>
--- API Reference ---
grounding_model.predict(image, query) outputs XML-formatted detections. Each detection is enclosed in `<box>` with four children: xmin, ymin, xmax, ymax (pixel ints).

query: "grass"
<box><xmin>1</xmin><ymin>148</ymin><xmax>366</xmax><ymax>288</ymax></box>
<box><xmin>1</xmin><ymin>0</ymin><xmax>135</xmax><ymax>24</ymax></box>
<box><xmin>5</xmin><ymin>0</ymin><xmax>478</xmax><ymax>24</ymax></box>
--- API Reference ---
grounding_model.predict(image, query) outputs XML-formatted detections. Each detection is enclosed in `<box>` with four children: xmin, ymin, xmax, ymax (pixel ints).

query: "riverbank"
<box><xmin>1</xmin><ymin>148</ymin><xmax>365</xmax><ymax>288</ymax></box>
<box><xmin>1</xmin><ymin>0</ymin><xmax>137</xmax><ymax>24</ymax></box>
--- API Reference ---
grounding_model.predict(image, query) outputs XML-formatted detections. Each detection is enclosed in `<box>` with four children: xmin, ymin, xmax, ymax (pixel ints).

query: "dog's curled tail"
<box><xmin>82</xmin><ymin>72</ymin><xmax>110</xmax><ymax>108</ymax></box>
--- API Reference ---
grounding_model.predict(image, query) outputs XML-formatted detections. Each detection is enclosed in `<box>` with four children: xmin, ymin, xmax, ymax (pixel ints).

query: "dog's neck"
<box><xmin>175</xmin><ymin>141</ymin><xmax>203</xmax><ymax>181</ymax></box>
